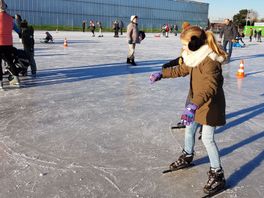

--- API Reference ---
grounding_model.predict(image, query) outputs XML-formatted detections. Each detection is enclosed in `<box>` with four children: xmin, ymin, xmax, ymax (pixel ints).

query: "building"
<box><xmin>5</xmin><ymin>0</ymin><xmax>208</xmax><ymax>30</ymax></box>
<box><xmin>254</xmin><ymin>22</ymin><xmax>264</xmax><ymax>26</ymax></box>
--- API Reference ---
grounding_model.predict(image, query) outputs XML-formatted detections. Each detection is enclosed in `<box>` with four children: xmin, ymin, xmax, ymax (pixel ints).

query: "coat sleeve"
<box><xmin>127</xmin><ymin>24</ymin><xmax>132</xmax><ymax>41</ymax></box>
<box><xmin>162</xmin><ymin>56</ymin><xmax>183</xmax><ymax>69</ymax></box>
<box><xmin>192</xmin><ymin>61</ymin><xmax>222</xmax><ymax>107</ymax></box>
<box><xmin>162</xmin><ymin>63</ymin><xmax>189</xmax><ymax>78</ymax></box>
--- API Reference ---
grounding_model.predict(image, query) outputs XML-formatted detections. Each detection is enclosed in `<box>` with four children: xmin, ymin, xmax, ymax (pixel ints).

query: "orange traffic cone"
<box><xmin>236</xmin><ymin>60</ymin><xmax>245</xmax><ymax>78</ymax></box>
<box><xmin>64</xmin><ymin>38</ymin><xmax>68</xmax><ymax>47</ymax></box>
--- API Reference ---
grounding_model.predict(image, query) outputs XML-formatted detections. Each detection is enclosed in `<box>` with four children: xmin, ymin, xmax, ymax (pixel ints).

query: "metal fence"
<box><xmin>5</xmin><ymin>0</ymin><xmax>209</xmax><ymax>30</ymax></box>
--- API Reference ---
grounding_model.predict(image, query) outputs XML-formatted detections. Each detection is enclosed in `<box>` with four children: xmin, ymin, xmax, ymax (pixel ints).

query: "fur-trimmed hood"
<box><xmin>182</xmin><ymin>45</ymin><xmax>225</xmax><ymax>67</ymax></box>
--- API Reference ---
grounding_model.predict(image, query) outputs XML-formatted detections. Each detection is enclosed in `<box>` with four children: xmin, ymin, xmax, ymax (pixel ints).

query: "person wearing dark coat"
<box><xmin>174</xmin><ymin>24</ymin><xmax>178</xmax><ymax>36</ymax></box>
<box><xmin>254</xmin><ymin>29</ymin><xmax>257</xmax><ymax>41</ymax></box>
<box><xmin>249</xmin><ymin>28</ymin><xmax>253</xmax><ymax>42</ymax></box>
<box><xmin>113</xmin><ymin>20</ymin><xmax>119</xmax><ymax>37</ymax></box>
<box><xmin>20</xmin><ymin>19</ymin><xmax>37</xmax><ymax>77</ymax></box>
<box><xmin>44</xmin><ymin>32</ymin><xmax>53</xmax><ymax>43</ymax></box>
<box><xmin>257</xmin><ymin>29</ymin><xmax>262</xmax><ymax>42</ymax></box>
<box><xmin>119</xmin><ymin>20</ymin><xmax>124</xmax><ymax>35</ymax></box>
<box><xmin>82</xmin><ymin>20</ymin><xmax>86</xmax><ymax>32</ymax></box>
<box><xmin>219</xmin><ymin>19</ymin><xmax>237</xmax><ymax>62</ymax></box>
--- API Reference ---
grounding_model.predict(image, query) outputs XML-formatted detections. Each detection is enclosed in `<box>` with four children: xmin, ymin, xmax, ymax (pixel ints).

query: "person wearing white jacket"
<box><xmin>126</xmin><ymin>15</ymin><xmax>139</xmax><ymax>66</ymax></box>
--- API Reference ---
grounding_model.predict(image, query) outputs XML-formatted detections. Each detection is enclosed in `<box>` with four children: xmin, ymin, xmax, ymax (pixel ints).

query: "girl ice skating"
<box><xmin>150</xmin><ymin>26</ymin><xmax>227</xmax><ymax>196</ymax></box>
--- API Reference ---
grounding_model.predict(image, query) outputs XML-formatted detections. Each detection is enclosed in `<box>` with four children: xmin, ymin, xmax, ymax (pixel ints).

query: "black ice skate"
<box><xmin>203</xmin><ymin>167</ymin><xmax>226</xmax><ymax>195</ymax></box>
<box><xmin>171</xmin><ymin>122</ymin><xmax>186</xmax><ymax>129</ymax></box>
<box><xmin>163</xmin><ymin>150</ymin><xmax>194</xmax><ymax>173</ymax></box>
<box><xmin>130</xmin><ymin>59</ymin><xmax>137</xmax><ymax>66</ymax></box>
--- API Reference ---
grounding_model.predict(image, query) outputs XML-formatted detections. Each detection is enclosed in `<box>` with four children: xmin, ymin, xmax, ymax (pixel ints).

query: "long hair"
<box><xmin>181</xmin><ymin>26</ymin><xmax>227</xmax><ymax>59</ymax></box>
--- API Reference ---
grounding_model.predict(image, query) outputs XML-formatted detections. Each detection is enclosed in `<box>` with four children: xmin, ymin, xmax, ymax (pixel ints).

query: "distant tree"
<box><xmin>247</xmin><ymin>10</ymin><xmax>258</xmax><ymax>24</ymax></box>
<box><xmin>260</xmin><ymin>18</ymin><xmax>264</xmax><ymax>22</ymax></box>
<box><xmin>233</xmin><ymin>9</ymin><xmax>258</xmax><ymax>28</ymax></box>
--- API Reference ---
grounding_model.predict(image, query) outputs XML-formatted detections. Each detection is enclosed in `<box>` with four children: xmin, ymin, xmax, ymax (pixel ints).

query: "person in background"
<box><xmin>127</xmin><ymin>15</ymin><xmax>139</xmax><ymax>66</ymax></box>
<box><xmin>15</xmin><ymin>14</ymin><xmax>22</xmax><ymax>42</ymax></box>
<box><xmin>44</xmin><ymin>32</ymin><xmax>53</xmax><ymax>43</ymax></box>
<box><xmin>97</xmin><ymin>21</ymin><xmax>103</xmax><ymax>37</ymax></box>
<box><xmin>219</xmin><ymin>19</ymin><xmax>237</xmax><ymax>63</ymax></box>
<box><xmin>174</xmin><ymin>24</ymin><xmax>178</xmax><ymax>36</ymax></box>
<box><xmin>20</xmin><ymin>19</ymin><xmax>37</xmax><ymax>77</ymax></box>
<box><xmin>249</xmin><ymin>28</ymin><xmax>253</xmax><ymax>42</ymax></box>
<box><xmin>82</xmin><ymin>20</ymin><xmax>86</xmax><ymax>32</ymax></box>
<box><xmin>165</xmin><ymin>24</ymin><xmax>170</xmax><ymax>38</ymax></box>
<box><xmin>170</xmin><ymin>24</ymin><xmax>174</xmax><ymax>34</ymax></box>
<box><xmin>257</xmin><ymin>28</ymin><xmax>262</xmax><ymax>42</ymax></box>
<box><xmin>89</xmin><ymin>20</ymin><xmax>95</xmax><ymax>37</ymax></box>
<box><xmin>15</xmin><ymin>14</ymin><xmax>22</xmax><ymax>32</ymax></box>
<box><xmin>0</xmin><ymin>0</ymin><xmax>21</xmax><ymax>88</ymax></box>
<box><xmin>119</xmin><ymin>20</ymin><xmax>124</xmax><ymax>35</ymax></box>
<box><xmin>161</xmin><ymin>24</ymin><xmax>166</xmax><ymax>37</ymax></box>
<box><xmin>254</xmin><ymin>29</ymin><xmax>257</xmax><ymax>41</ymax></box>
<box><xmin>113</xmin><ymin>20</ymin><xmax>119</xmax><ymax>37</ymax></box>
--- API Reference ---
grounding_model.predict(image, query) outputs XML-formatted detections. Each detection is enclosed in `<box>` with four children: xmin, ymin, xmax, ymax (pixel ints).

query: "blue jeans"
<box><xmin>184</xmin><ymin>122</ymin><xmax>221</xmax><ymax>168</ymax></box>
<box><xmin>223</xmin><ymin>40</ymin><xmax>233</xmax><ymax>60</ymax></box>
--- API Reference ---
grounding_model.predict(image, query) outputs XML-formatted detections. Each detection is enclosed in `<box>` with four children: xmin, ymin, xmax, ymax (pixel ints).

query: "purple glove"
<box><xmin>149</xmin><ymin>72</ymin><xmax>162</xmax><ymax>84</ymax></box>
<box><xmin>181</xmin><ymin>103</ymin><xmax>199</xmax><ymax>126</ymax></box>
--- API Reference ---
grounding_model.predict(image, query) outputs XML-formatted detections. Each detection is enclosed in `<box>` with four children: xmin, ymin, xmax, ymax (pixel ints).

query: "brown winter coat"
<box><xmin>162</xmin><ymin>55</ymin><xmax>226</xmax><ymax>126</ymax></box>
<box><xmin>127</xmin><ymin>22</ymin><xmax>139</xmax><ymax>44</ymax></box>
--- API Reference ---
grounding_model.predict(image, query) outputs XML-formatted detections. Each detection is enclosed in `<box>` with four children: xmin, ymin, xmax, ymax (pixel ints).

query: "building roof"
<box><xmin>169</xmin><ymin>0</ymin><xmax>209</xmax><ymax>5</ymax></box>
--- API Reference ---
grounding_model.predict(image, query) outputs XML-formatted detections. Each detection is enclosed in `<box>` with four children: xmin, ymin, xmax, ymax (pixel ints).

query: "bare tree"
<box><xmin>246</xmin><ymin>10</ymin><xmax>258</xmax><ymax>25</ymax></box>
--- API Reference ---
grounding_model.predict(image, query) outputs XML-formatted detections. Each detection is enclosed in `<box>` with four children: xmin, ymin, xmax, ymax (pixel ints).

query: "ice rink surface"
<box><xmin>0</xmin><ymin>31</ymin><xmax>263</xmax><ymax>198</ymax></box>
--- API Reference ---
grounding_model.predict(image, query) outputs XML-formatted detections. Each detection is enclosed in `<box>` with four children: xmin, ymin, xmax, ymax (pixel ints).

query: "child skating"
<box><xmin>150</xmin><ymin>26</ymin><xmax>227</xmax><ymax>196</ymax></box>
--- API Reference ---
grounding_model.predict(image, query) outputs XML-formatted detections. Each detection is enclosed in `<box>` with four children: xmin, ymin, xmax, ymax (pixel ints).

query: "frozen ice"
<box><xmin>0</xmin><ymin>31</ymin><xmax>263</xmax><ymax>197</ymax></box>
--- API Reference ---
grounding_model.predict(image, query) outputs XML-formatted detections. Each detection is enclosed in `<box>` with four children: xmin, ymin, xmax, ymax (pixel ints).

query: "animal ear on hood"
<box><xmin>188</xmin><ymin>29</ymin><xmax>207</xmax><ymax>52</ymax></box>
<box><xmin>188</xmin><ymin>36</ymin><xmax>205</xmax><ymax>51</ymax></box>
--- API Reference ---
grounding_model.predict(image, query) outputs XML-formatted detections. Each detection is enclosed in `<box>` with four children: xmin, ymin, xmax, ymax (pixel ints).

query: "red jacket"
<box><xmin>0</xmin><ymin>12</ymin><xmax>13</xmax><ymax>46</ymax></box>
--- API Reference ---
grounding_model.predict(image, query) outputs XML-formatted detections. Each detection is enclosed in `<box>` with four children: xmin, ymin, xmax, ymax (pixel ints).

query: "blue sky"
<box><xmin>196</xmin><ymin>0</ymin><xmax>264</xmax><ymax>20</ymax></box>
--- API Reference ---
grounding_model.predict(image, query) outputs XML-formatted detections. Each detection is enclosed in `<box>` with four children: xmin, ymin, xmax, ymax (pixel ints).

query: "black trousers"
<box><xmin>0</xmin><ymin>58</ymin><xmax>2</xmax><ymax>81</ymax></box>
<box><xmin>0</xmin><ymin>46</ymin><xmax>19</xmax><ymax>77</ymax></box>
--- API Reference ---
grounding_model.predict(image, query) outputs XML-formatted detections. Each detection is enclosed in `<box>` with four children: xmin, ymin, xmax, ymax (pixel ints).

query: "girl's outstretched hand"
<box><xmin>149</xmin><ymin>72</ymin><xmax>162</xmax><ymax>84</ymax></box>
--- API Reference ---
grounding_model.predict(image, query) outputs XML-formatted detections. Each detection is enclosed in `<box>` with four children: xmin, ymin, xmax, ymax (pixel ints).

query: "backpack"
<box><xmin>139</xmin><ymin>31</ymin><xmax>146</xmax><ymax>41</ymax></box>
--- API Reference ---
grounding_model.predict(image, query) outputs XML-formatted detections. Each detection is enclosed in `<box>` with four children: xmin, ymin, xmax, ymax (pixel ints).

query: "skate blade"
<box><xmin>162</xmin><ymin>163</ymin><xmax>194</xmax><ymax>174</ymax></box>
<box><xmin>171</xmin><ymin>125</ymin><xmax>186</xmax><ymax>129</ymax></box>
<box><xmin>201</xmin><ymin>185</ymin><xmax>229</xmax><ymax>198</ymax></box>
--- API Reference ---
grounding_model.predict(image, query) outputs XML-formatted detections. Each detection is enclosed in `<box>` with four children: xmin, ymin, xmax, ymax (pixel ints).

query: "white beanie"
<box><xmin>0</xmin><ymin>0</ymin><xmax>7</xmax><ymax>12</ymax></box>
<box><xmin>130</xmin><ymin>15</ymin><xmax>138</xmax><ymax>22</ymax></box>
